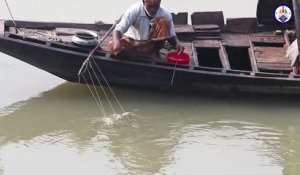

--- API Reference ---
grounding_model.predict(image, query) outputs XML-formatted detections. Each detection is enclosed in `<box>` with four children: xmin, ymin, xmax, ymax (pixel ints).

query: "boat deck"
<box><xmin>1</xmin><ymin>11</ymin><xmax>297</xmax><ymax>75</ymax></box>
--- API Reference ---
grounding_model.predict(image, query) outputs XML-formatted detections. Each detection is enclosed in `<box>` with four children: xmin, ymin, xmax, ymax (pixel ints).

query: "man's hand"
<box><xmin>111</xmin><ymin>30</ymin><xmax>123</xmax><ymax>55</ymax></box>
<box><xmin>112</xmin><ymin>40</ymin><xmax>122</xmax><ymax>55</ymax></box>
<box><xmin>175</xmin><ymin>43</ymin><xmax>185</xmax><ymax>53</ymax></box>
<box><xmin>168</xmin><ymin>36</ymin><xmax>185</xmax><ymax>53</ymax></box>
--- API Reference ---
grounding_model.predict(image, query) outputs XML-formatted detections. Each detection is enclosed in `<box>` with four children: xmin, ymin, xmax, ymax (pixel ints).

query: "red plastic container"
<box><xmin>166</xmin><ymin>52</ymin><xmax>191</xmax><ymax>65</ymax></box>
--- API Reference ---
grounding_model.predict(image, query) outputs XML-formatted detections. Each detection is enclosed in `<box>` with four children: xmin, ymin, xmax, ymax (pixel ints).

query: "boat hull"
<box><xmin>1</xmin><ymin>36</ymin><xmax>300</xmax><ymax>95</ymax></box>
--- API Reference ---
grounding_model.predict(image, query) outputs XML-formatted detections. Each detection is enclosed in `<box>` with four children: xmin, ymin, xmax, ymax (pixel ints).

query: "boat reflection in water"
<box><xmin>0</xmin><ymin>83</ymin><xmax>299</xmax><ymax>175</ymax></box>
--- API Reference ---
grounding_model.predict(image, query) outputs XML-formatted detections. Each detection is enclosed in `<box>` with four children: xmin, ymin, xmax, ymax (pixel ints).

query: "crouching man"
<box><xmin>108</xmin><ymin>0</ymin><xmax>184</xmax><ymax>60</ymax></box>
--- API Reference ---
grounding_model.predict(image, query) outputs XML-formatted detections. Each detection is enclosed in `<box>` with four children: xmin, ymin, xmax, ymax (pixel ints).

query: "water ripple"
<box><xmin>0</xmin><ymin>102</ymin><xmax>26</xmax><ymax>117</ymax></box>
<box><xmin>160</xmin><ymin>120</ymin><xmax>285</xmax><ymax>175</ymax></box>
<box><xmin>0</xmin><ymin>131</ymin><xmax>127</xmax><ymax>175</ymax></box>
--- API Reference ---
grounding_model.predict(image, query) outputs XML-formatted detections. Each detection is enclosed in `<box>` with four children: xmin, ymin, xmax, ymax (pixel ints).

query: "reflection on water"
<box><xmin>0</xmin><ymin>53</ymin><xmax>64</xmax><ymax>110</ymax></box>
<box><xmin>0</xmin><ymin>83</ymin><xmax>300</xmax><ymax>174</ymax></box>
<box><xmin>161</xmin><ymin>121</ymin><xmax>283</xmax><ymax>175</ymax></box>
<box><xmin>0</xmin><ymin>131</ymin><xmax>127</xmax><ymax>175</ymax></box>
<box><xmin>1</xmin><ymin>0</ymin><xmax>300</xmax><ymax>174</ymax></box>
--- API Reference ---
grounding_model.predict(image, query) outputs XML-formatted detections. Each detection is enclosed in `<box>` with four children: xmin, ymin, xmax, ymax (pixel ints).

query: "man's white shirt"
<box><xmin>114</xmin><ymin>2</ymin><xmax>176</xmax><ymax>40</ymax></box>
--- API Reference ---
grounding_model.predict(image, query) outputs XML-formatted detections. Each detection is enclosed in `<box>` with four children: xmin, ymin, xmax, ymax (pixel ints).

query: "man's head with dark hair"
<box><xmin>143</xmin><ymin>0</ymin><xmax>161</xmax><ymax>17</ymax></box>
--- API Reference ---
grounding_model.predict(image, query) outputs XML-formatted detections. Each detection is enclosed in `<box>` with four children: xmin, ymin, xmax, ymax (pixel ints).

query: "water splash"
<box><xmin>102</xmin><ymin>112</ymin><xmax>136</xmax><ymax>126</ymax></box>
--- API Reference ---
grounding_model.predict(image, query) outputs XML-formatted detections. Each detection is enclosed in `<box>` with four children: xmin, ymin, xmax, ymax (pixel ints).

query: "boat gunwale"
<box><xmin>1</xmin><ymin>32</ymin><xmax>299</xmax><ymax>83</ymax></box>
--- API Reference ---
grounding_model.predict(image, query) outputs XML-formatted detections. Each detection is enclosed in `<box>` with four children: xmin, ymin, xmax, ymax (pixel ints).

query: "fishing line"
<box><xmin>170</xmin><ymin>63</ymin><xmax>177</xmax><ymax>86</ymax></box>
<box><xmin>80</xmin><ymin>57</ymin><xmax>135</xmax><ymax>124</ymax></box>
<box><xmin>78</xmin><ymin>56</ymin><xmax>123</xmax><ymax>116</ymax></box>
<box><xmin>91</xmin><ymin>58</ymin><xmax>126</xmax><ymax>113</ymax></box>
<box><xmin>88</xmin><ymin>60</ymin><xmax>117</xmax><ymax>114</ymax></box>
<box><xmin>86</xmin><ymin>64</ymin><xmax>108</xmax><ymax>115</ymax></box>
<box><xmin>81</xmin><ymin>71</ymin><xmax>106</xmax><ymax>116</ymax></box>
<box><xmin>76</xmin><ymin>24</ymin><xmax>126</xmax><ymax>115</ymax></box>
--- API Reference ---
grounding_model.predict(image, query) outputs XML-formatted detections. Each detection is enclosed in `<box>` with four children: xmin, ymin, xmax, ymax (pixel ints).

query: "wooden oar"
<box><xmin>78</xmin><ymin>16</ymin><xmax>122</xmax><ymax>76</ymax></box>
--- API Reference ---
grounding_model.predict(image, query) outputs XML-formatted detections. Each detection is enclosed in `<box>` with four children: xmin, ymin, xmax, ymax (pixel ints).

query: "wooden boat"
<box><xmin>1</xmin><ymin>0</ymin><xmax>300</xmax><ymax>94</ymax></box>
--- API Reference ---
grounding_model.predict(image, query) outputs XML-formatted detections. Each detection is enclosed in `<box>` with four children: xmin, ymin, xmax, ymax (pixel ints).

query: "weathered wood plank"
<box><xmin>194</xmin><ymin>40</ymin><xmax>220</xmax><ymax>48</ymax></box>
<box><xmin>248</xmin><ymin>36</ymin><xmax>259</xmax><ymax>72</ymax></box>
<box><xmin>258</xmin><ymin>62</ymin><xmax>292</xmax><ymax>71</ymax></box>
<box><xmin>251</xmin><ymin>36</ymin><xmax>285</xmax><ymax>44</ymax></box>
<box><xmin>219</xmin><ymin>44</ymin><xmax>231</xmax><ymax>69</ymax></box>
<box><xmin>257</xmin><ymin>61</ymin><xmax>290</xmax><ymax>66</ymax></box>
<box><xmin>254</xmin><ymin>46</ymin><xmax>287</xmax><ymax>52</ymax></box>
<box><xmin>250</xmin><ymin>32</ymin><xmax>277</xmax><ymax>37</ymax></box>
<box><xmin>195</xmin><ymin>30</ymin><xmax>221</xmax><ymax>36</ymax></box>
<box><xmin>191</xmin><ymin>11</ymin><xmax>225</xmax><ymax>30</ymax></box>
<box><xmin>253</xmin><ymin>44</ymin><xmax>292</xmax><ymax>71</ymax></box>
<box><xmin>175</xmin><ymin>25</ymin><xmax>195</xmax><ymax>41</ymax></box>
<box><xmin>55</xmin><ymin>28</ymin><xmax>97</xmax><ymax>35</ymax></box>
<box><xmin>256</xmin><ymin>57</ymin><xmax>291</xmax><ymax>63</ymax></box>
<box><xmin>193</xmin><ymin>24</ymin><xmax>220</xmax><ymax>31</ymax></box>
<box><xmin>254</xmin><ymin>46</ymin><xmax>290</xmax><ymax>64</ymax></box>
<box><xmin>175</xmin><ymin>24</ymin><xmax>222</xmax><ymax>41</ymax></box>
<box><xmin>255</xmin><ymin>52</ymin><xmax>287</xmax><ymax>58</ymax></box>
<box><xmin>171</xmin><ymin>12</ymin><xmax>188</xmax><ymax>25</ymax></box>
<box><xmin>254</xmin><ymin>47</ymin><xmax>287</xmax><ymax>60</ymax></box>
<box><xmin>255</xmin><ymin>51</ymin><xmax>287</xmax><ymax>57</ymax></box>
<box><xmin>5</xmin><ymin>20</ymin><xmax>111</xmax><ymax>31</ymax></box>
<box><xmin>226</xmin><ymin>18</ymin><xmax>259</xmax><ymax>33</ymax></box>
<box><xmin>175</xmin><ymin>25</ymin><xmax>194</xmax><ymax>33</ymax></box>
<box><xmin>222</xmin><ymin>34</ymin><xmax>250</xmax><ymax>47</ymax></box>
<box><xmin>191</xmin><ymin>42</ymin><xmax>198</xmax><ymax>66</ymax></box>
<box><xmin>256</xmin><ymin>56</ymin><xmax>290</xmax><ymax>62</ymax></box>
<box><xmin>195</xmin><ymin>36</ymin><xmax>221</xmax><ymax>40</ymax></box>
